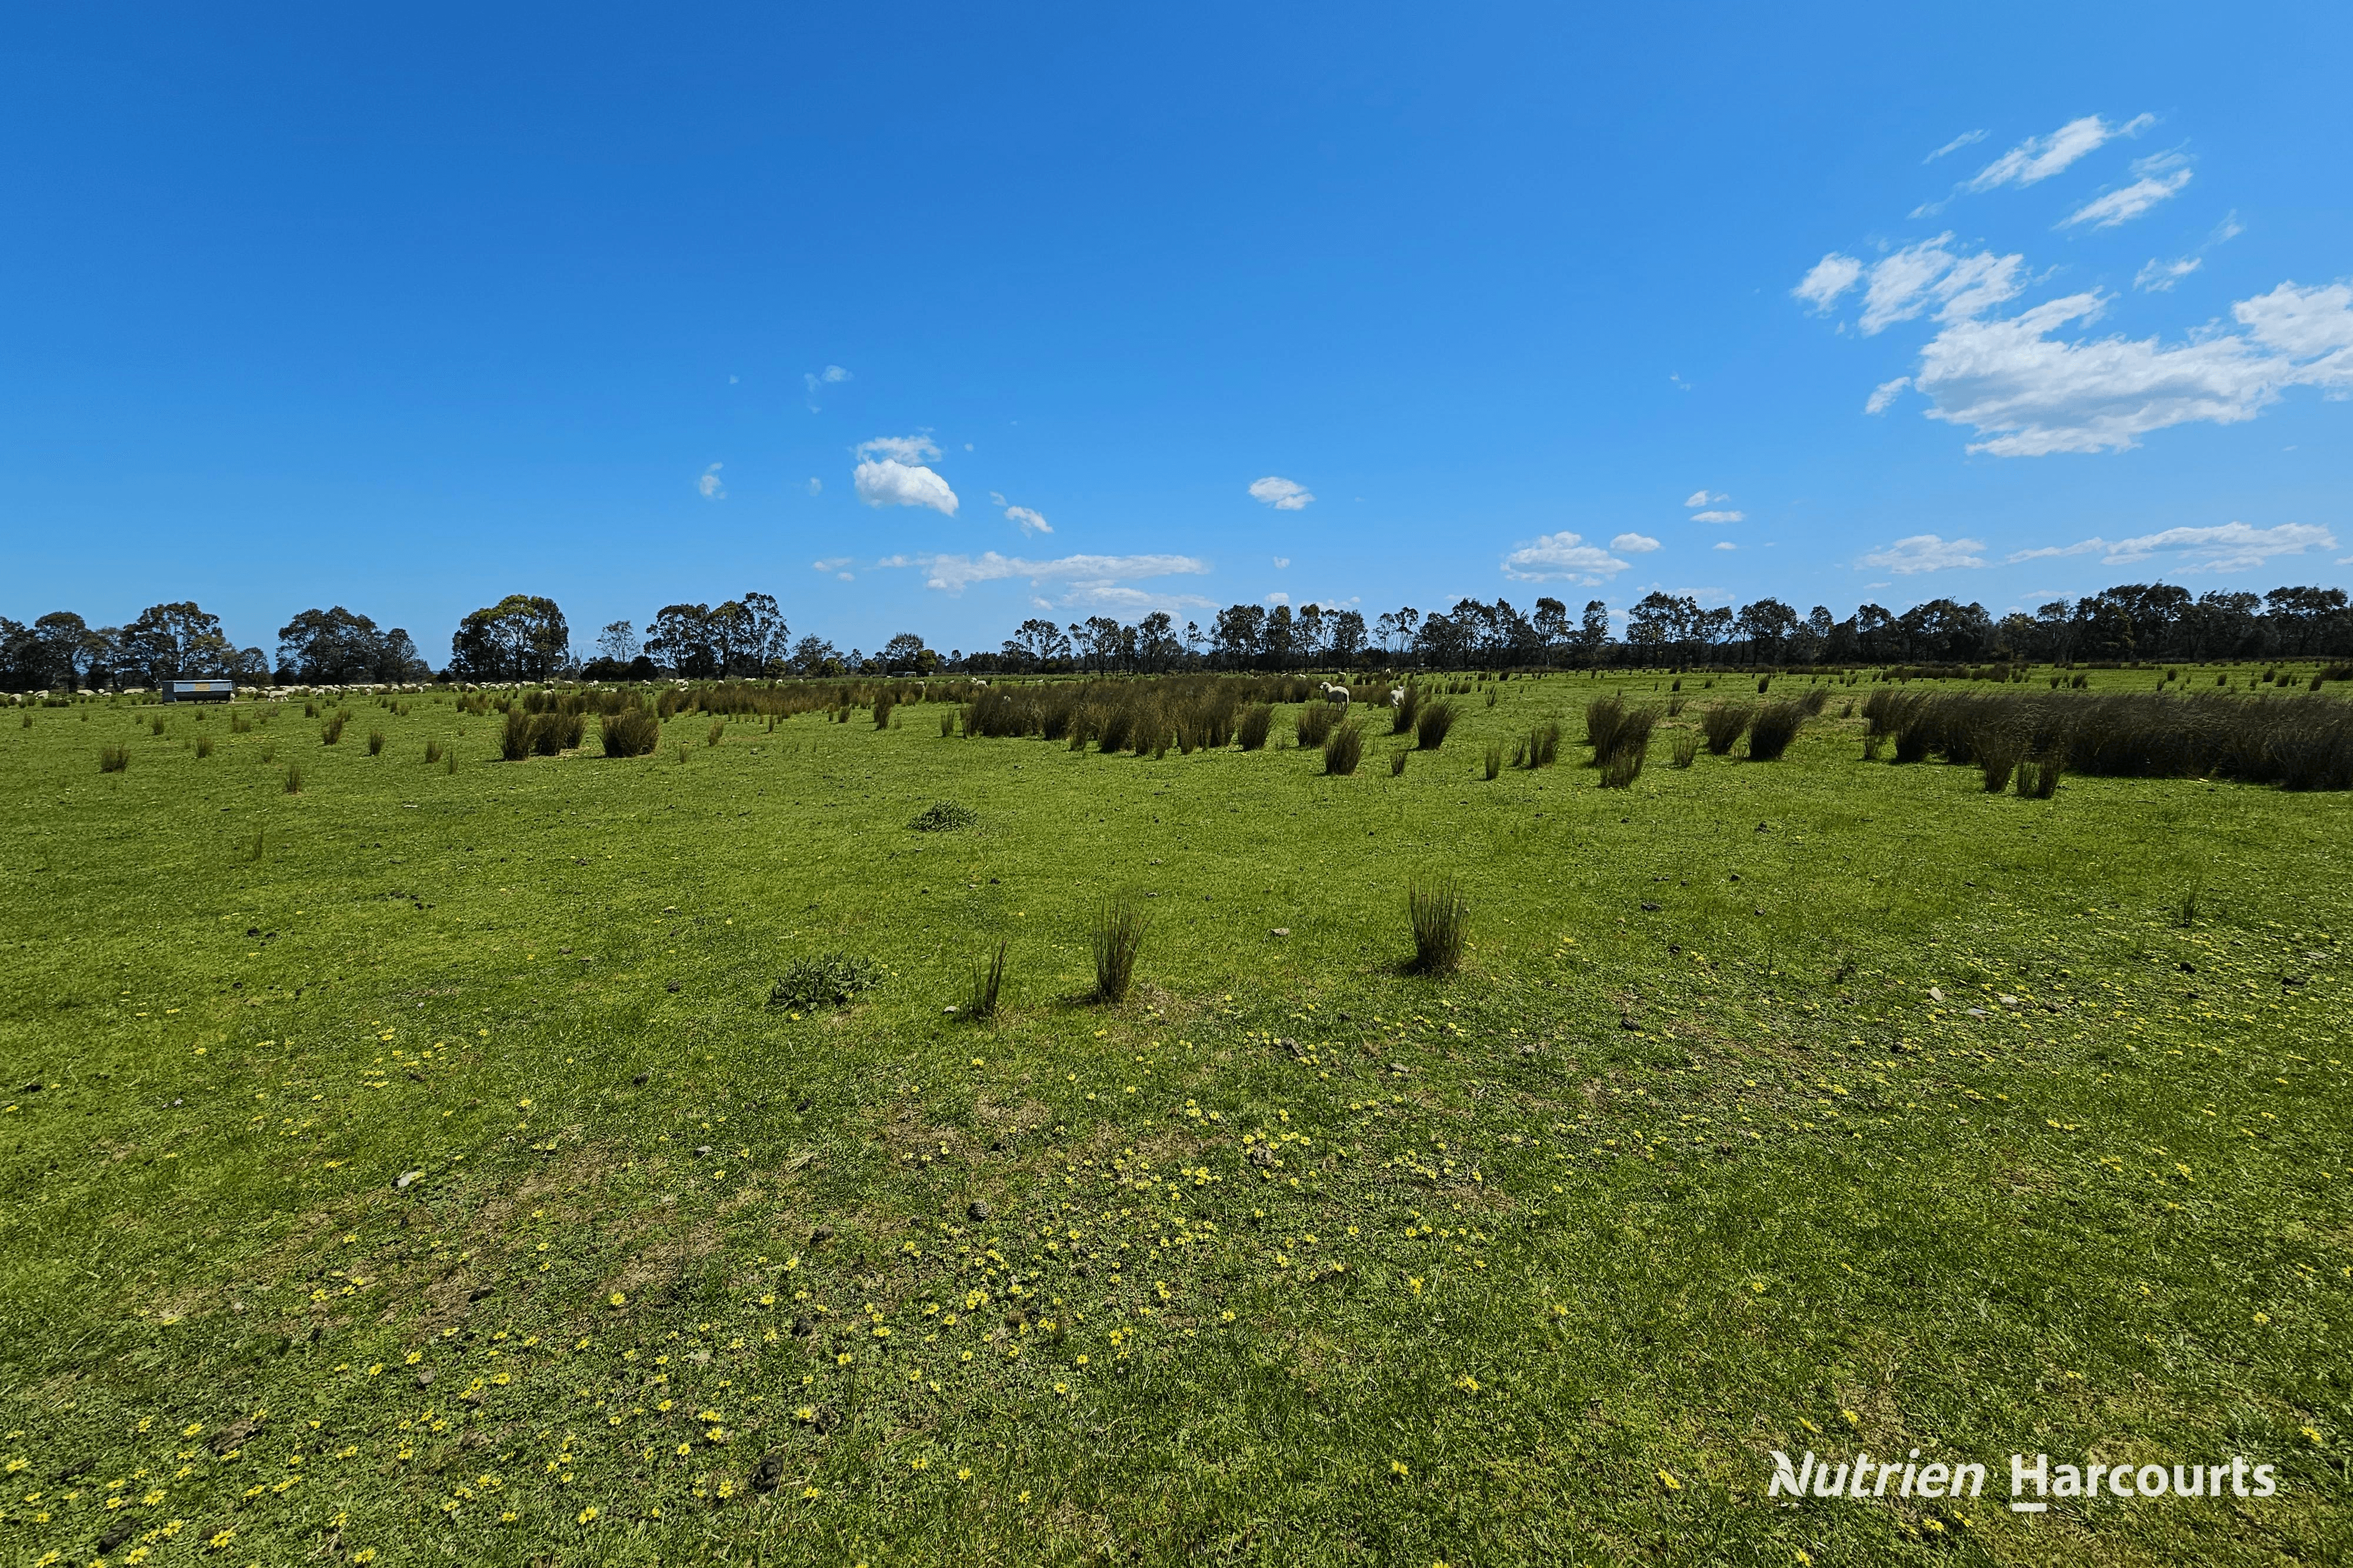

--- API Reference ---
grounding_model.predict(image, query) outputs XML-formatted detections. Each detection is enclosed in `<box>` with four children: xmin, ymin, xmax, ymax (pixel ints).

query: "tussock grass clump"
<box><xmin>1295</xmin><ymin>703</ymin><xmax>1338</xmax><ymax>749</ymax></box>
<box><xmin>1089</xmin><ymin>899</ymin><xmax>1150</xmax><ymax>1004</ymax></box>
<box><xmin>1415</xmin><ymin>698</ymin><xmax>1460</xmax><ymax>750</ymax></box>
<box><xmin>149</xmin><ymin>716</ymin><xmax>165</xmax><ymax>736</ymax></box>
<box><xmin>939</xmin><ymin>709</ymin><xmax>957</xmax><ymax>738</ymax></box>
<box><xmin>500</xmin><ymin>706</ymin><xmax>531</xmax><ymax>761</ymax></box>
<box><xmin>961</xmin><ymin>939</ymin><xmax>1006</xmax><ymax>1019</ymax></box>
<box><xmin>600</xmin><ymin>706</ymin><xmax>659</xmax><ymax>758</ymax></box>
<box><xmin>706</xmin><ymin>719</ymin><xmax>726</xmax><ymax>748</ymax></box>
<box><xmin>248</xmin><ymin>829</ymin><xmax>265</xmax><ymax>862</ymax></box>
<box><xmin>770</xmin><ymin>953</ymin><xmax>883</xmax><ymax>1011</ymax></box>
<box><xmin>98</xmin><ymin>745</ymin><xmax>129</xmax><ymax>773</ymax></box>
<box><xmin>422</xmin><ymin>739</ymin><xmax>444</xmax><ymax>765</ymax></box>
<box><xmin>1671</xmin><ymin>732</ymin><xmax>1698</xmax><ymax>768</ymax></box>
<box><xmin>322</xmin><ymin>713</ymin><xmax>346</xmax><ymax>745</ymax></box>
<box><xmin>1392</xmin><ymin>684</ymin><xmax>1422</xmax><ymax>735</ymax></box>
<box><xmin>194</xmin><ymin>735</ymin><xmax>215</xmax><ymax>759</ymax></box>
<box><xmin>2016</xmin><ymin>751</ymin><xmax>2061</xmax><ymax>799</ymax></box>
<box><xmin>283</xmin><ymin>762</ymin><xmax>304</xmax><ymax>793</ymax></box>
<box><xmin>230</xmin><ymin>713</ymin><xmax>251</xmax><ymax>734</ymax></box>
<box><xmin>1323</xmin><ymin>720</ymin><xmax>1364</xmax><ymax>775</ymax></box>
<box><xmin>1392</xmin><ymin>749</ymin><xmax>1409</xmax><ymax>776</ymax></box>
<box><xmin>1598</xmin><ymin>743</ymin><xmax>1648</xmax><ymax>789</ymax></box>
<box><xmin>1699</xmin><ymin>704</ymin><xmax>1750</xmax><ymax>755</ymax></box>
<box><xmin>1972</xmin><ymin>728</ymin><xmax>2024</xmax><ymax>792</ymax></box>
<box><xmin>1237</xmin><ymin>704</ymin><xmax>1274</xmax><ymax>752</ymax></box>
<box><xmin>1801</xmin><ymin>687</ymin><xmax>1831</xmax><ymax>716</ymax></box>
<box><xmin>1408</xmin><ymin>876</ymin><xmax>1469</xmax><ymax>975</ymax></box>
<box><xmin>1587</xmin><ymin>696</ymin><xmax>1655</xmax><ymax>787</ymax></box>
<box><xmin>1484</xmin><ymin>741</ymin><xmax>1502</xmax><ymax>780</ymax></box>
<box><xmin>1746</xmin><ymin>702</ymin><xmax>1805</xmax><ymax>761</ymax></box>
<box><xmin>445</xmin><ymin>748</ymin><xmax>459</xmax><ymax>774</ymax></box>
<box><xmin>530</xmin><ymin>710</ymin><xmax>583</xmax><ymax>756</ymax></box>
<box><xmin>1584</xmin><ymin>695</ymin><xmax>1637</xmax><ymax>760</ymax></box>
<box><xmin>1515</xmin><ymin>720</ymin><xmax>1561</xmax><ymax>769</ymax></box>
<box><xmin>873</xmin><ymin>689</ymin><xmax>895</xmax><ymax>729</ymax></box>
<box><xmin>909</xmin><ymin>800</ymin><xmax>979</xmax><ymax>832</ymax></box>
<box><xmin>366</xmin><ymin>729</ymin><xmax>385</xmax><ymax>756</ymax></box>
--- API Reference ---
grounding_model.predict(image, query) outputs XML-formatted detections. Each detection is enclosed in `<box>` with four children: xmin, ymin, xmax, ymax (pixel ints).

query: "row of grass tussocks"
<box><xmin>1863</xmin><ymin>687</ymin><xmax>2353</xmax><ymax>790</ymax></box>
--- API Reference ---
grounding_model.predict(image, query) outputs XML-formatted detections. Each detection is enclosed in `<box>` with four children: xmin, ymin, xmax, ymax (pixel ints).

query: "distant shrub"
<box><xmin>1237</xmin><ymin>703</ymin><xmax>1274</xmax><ymax>751</ymax></box>
<box><xmin>600</xmin><ymin>706</ymin><xmax>659</xmax><ymax>757</ymax></box>
<box><xmin>1408</xmin><ymin>876</ymin><xmax>1468</xmax><ymax>975</ymax></box>
<box><xmin>1415</xmin><ymin>698</ymin><xmax>1460</xmax><ymax>750</ymax></box>
<box><xmin>99</xmin><ymin>745</ymin><xmax>129</xmax><ymax>773</ymax></box>
<box><xmin>770</xmin><ymin>953</ymin><xmax>882</xmax><ymax>1010</ymax></box>
<box><xmin>909</xmin><ymin>800</ymin><xmax>979</xmax><ymax>832</ymax></box>
<box><xmin>1746</xmin><ymin>702</ymin><xmax>1804</xmax><ymax>761</ymax></box>
<box><xmin>1324</xmin><ymin>720</ymin><xmax>1364</xmax><ymax>775</ymax></box>
<box><xmin>1089</xmin><ymin>899</ymin><xmax>1149</xmax><ymax>1004</ymax></box>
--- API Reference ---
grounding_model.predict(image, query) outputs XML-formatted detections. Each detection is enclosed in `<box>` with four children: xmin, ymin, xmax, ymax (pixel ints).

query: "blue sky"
<box><xmin>3</xmin><ymin>2</ymin><xmax>2348</xmax><ymax>658</ymax></box>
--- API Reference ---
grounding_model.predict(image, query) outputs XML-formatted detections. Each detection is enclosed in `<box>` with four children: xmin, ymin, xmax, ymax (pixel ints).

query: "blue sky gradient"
<box><xmin>3</xmin><ymin>2</ymin><xmax>2348</xmax><ymax>657</ymax></box>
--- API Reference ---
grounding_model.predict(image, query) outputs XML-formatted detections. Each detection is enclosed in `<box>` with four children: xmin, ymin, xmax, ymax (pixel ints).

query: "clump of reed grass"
<box><xmin>194</xmin><ymin>735</ymin><xmax>215</xmax><ymax>759</ymax></box>
<box><xmin>1598</xmin><ymin>743</ymin><xmax>1647</xmax><ymax>789</ymax></box>
<box><xmin>1586</xmin><ymin>696</ymin><xmax>1655</xmax><ymax>787</ymax></box>
<box><xmin>706</xmin><ymin>718</ymin><xmax>726</xmax><ymax>748</ymax></box>
<box><xmin>2172</xmin><ymin>879</ymin><xmax>2201</xmax><ymax>927</ymax></box>
<box><xmin>1484</xmin><ymin>741</ymin><xmax>1502</xmax><ymax>780</ymax></box>
<box><xmin>366</xmin><ymin>729</ymin><xmax>385</xmax><ymax>756</ymax></box>
<box><xmin>1237</xmin><ymin>703</ymin><xmax>1274</xmax><ymax>751</ymax></box>
<box><xmin>230</xmin><ymin>713</ymin><xmax>251</xmax><ymax>733</ymax></box>
<box><xmin>531</xmin><ymin>710</ymin><xmax>582</xmax><ymax>756</ymax></box>
<box><xmin>1415</xmin><ymin>698</ymin><xmax>1460</xmax><ymax>750</ymax></box>
<box><xmin>599</xmin><ymin>706</ymin><xmax>659</xmax><ymax>757</ymax></box>
<box><xmin>1392</xmin><ymin>749</ymin><xmax>1409</xmax><ymax>776</ymax></box>
<box><xmin>1801</xmin><ymin>687</ymin><xmax>1831</xmax><ymax>716</ymax></box>
<box><xmin>284</xmin><ymin>762</ymin><xmax>304</xmax><ymax>793</ymax></box>
<box><xmin>248</xmin><ymin>829</ymin><xmax>265</xmax><ymax>862</ymax></box>
<box><xmin>874</xmin><ymin>689</ymin><xmax>896</xmax><ymax>728</ymax></box>
<box><xmin>1862</xmin><ymin>732</ymin><xmax>1883</xmax><ymax>760</ymax></box>
<box><xmin>1295</xmin><ymin>703</ymin><xmax>1338</xmax><ymax>749</ymax></box>
<box><xmin>1392</xmin><ymin>684</ymin><xmax>1422</xmax><ymax>735</ymax></box>
<box><xmin>1089</xmin><ymin>899</ymin><xmax>1149</xmax><ymax>1004</ymax></box>
<box><xmin>149</xmin><ymin>716</ymin><xmax>165</xmax><ymax>736</ymax></box>
<box><xmin>445</xmin><ymin>748</ymin><xmax>459</xmax><ymax>774</ymax></box>
<box><xmin>2015</xmin><ymin>750</ymin><xmax>2061</xmax><ymax>799</ymax></box>
<box><xmin>1407</xmin><ymin>876</ymin><xmax>1468</xmax><ymax>974</ymax></box>
<box><xmin>1324</xmin><ymin>720</ymin><xmax>1364</xmax><ymax>775</ymax></box>
<box><xmin>1666</xmin><ymin>696</ymin><xmax>1686</xmax><ymax>716</ymax></box>
<box><xmin>770</xmin><ymin>953</ymin><xmax>883</xmax><ymax>1010</ymax></box>
<box><xmin>1671</xmin><ymin>732</ymin><xmax>1698</xmax><ymax>768</ymax></box>
<box><xmin>322</xmin><ymin>713</ymin><xmax>347</xmax><ymax>745</ymax></box>
<box><xmin>1485</xmin><ymin>686</ymin><xmax>1498</xmax><ymax>708</ymax></box>
<box><xmin>961</xmin><ymin>939</ymin><xmax>1006</xmax><ymax>1020</ymax></box>
<box><xmin>1699</xmin><ymin>704</ymin><xmax>1750</xmax><ymax>755</ymax></box>
<box><xmin>1972</xmin><ymin>728</ymin><xmax>2023</xmax><ymax>792</ymax></box>
<box><xmin>939</xmin><ymin>709</ymin><xmax>957</xmax><ymax>738</ymax></box>
<box><xmin>422</xmin><ymin>738</ymin><xmax>444</xmax><ymax>765</ymax></box>
<box><xmin>909</xmin><ymin>800</ymin><xmax>979</xmax><ymax>832</ymax></box>
<box><xmin>1515</xmin><ymin>720</ymin><xmax>1561</xmax><ymax>769</ymax></box>
<box><xmin>501</xmin><ymin>706</ymin><xmax>531</xmax><ymax>760</ymax></box>
<box><xmin>1746</xmin><ymin>701</ymin><xmax>1804</xmax><ymax>761</ymax></box>
<box><xmin>99</xmin><ymin>744</ymin><xmax>130</xmax><ymax>773</ymax></box>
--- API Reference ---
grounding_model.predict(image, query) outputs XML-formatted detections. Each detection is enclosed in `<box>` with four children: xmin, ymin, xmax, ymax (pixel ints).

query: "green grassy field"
<box><xmin>2</xmin><ymin>673</ymin><xmax>2347</xmax><ymax>1567</ymax></box>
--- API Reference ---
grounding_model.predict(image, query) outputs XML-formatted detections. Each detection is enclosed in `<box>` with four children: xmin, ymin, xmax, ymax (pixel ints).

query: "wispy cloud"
<box><xmin>1927</xmin><ymin>129</ymin><xmax>1988</xmax><ymax>163</ymax></box>
<box><xmin>811</xmin><ymin>556</ymin><xmax>854</xmax><ymax>581</ymax></box>
<box><xmin>1859</xmin><ymin>534</ymin><xmax>1987</xmax><ymax>573</ymax></box>
<box><xmin>1249</xmin><ymin>475</ymin><xmax>1314</xmax><ymax>511</ymax></box>
<box><xmin>805</xmin><ymin>477</ymin><xmax>823</xmax><ymax>496</ymax></box>
<box><xmin>1865</xmin><ymin>376</ymin><xmax>1912</xmax><ymax>413</ymax></box>
<box><xmin>1682</xmin><ymin>489</ymin><xmax>1721</xmax><ymax>508</ymax></box>
<box><xmin>1966</xmin><ymin>114</ymin><xmax>2153</xmax><ymax>192</ymax></box>
<box><xmin>2135</xmin><ymin>257</ymin><xmax>2201</xmax><ymax>292</ymax></box>
<box><xmin>1611</xmin><ymin>533</ymin><xmax>1661</xmax><ymax>553</ymax></box>
<box><xmin>697</xmin><ymin>462</ymin><xmax>725</xmax><ymax>501</ymax></box>
<box><xmin>1691</xmin><ymin>509</ymin><xmax>1745</xmax><ymax>524</ymax></box>
<box><xmin>1793</xmin><ymin>254</ymin><xmax>1864</xmax><ymax>313</ymax></box>
<box><xmin>1714</xmin><ymin>541</ymin><xmax>1738</xmax><ymax>551</ymax></box>
<box><xmin>876</xmin><ymin>551</ymin><xmax>1213</xmax><ymax>603</ymax></box>
<box><xmin>986</xmin><ymin>491</ymin><xmax>1052</xmax><ymax>535</ymax></box>
<box><xmin>2061</xmin><ymin>152</ymin><xmax>2192</xmax><ymax>229</ymax></box>
<box><xmin>2008</xmin><ymin>522</ymin><xmax>2336</xmax><ymax>571</ymax></box>
<box><xmin>1501</xmin><ymin>531</ymin><xmax>1635</xmax><ymax>585</ymax></box>
<box><xmin>804</xmin><ymin>364</ymin><xmax>851</xmax><ymax>411</ymax></box>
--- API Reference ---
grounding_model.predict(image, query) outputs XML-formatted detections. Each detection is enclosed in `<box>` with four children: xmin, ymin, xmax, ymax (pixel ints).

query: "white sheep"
<box><xmin>1389</xmin><ymin>686</ymin><xmax>1406</xmax><ymax>708</ymax></box>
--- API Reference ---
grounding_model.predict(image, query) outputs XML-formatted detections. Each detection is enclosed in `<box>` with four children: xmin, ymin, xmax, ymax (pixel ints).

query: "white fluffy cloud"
<box><xmin>1912</xmin><ymin>281</ymin><xmax>2353</xmax><ymax>455</ymax></box>
<box><xmin>1792</xmin><ymin>254</ymin><xmax>1864</xmax><ymax>313</ymax></box>
<box><xmin>988</xmin><ymin>491</ymin><xmax>1052</xmax><ymax>535</ymax></box>
<box><xmin>1965</xmin><ymin>114</ymin><xmax>2152</xmax><ymax>193</ymax></box>
<box><xmin>1501</xmin><ymin>531</ymin><xmax>1634</xmax><ymax>585</ymax></box>
<box><xmin>876</xmin><ymin>550</ymin><xmax>1212</xmax><ymax>600</ymax></box>
<box><xmin>1249</xmin><ymin>476</ymin><xmax>1314</xmax><ymax>510</ymax></box>
<box><xmin>1858</xmin><ymin>236</ymin><xmax>2029</xmax><ymax>335</ymax></box>
<box><xmin>1611</xmin><ymin>532</ymin><xmax>1661</xmax><ymax>553</ymax></box>
<box><xmin>1714</xmin><ymin>541</ymin><xmax>1738</xmax><ymax>551</ymax></box>
<box><xmin>2062</xmin><ymin>153</ymin><xmax>2192</xmax><ymax>229</ymax></box>
<box><xmin>1691</xmin><ymin>509</ymin><xmax>1745</xmax><ymax>523</ymax></box>
<box><xmin>852</xmin><ymin>435</ymin><xmax>957</xmax><ymax>515</ymax></box>
<box><xmin>2135</xmin><ymin>257</ymin><xmax>2201</xmax><ymax>292</ymax></box>
<box><xmin>1858</xmin><ymin>534</ymin><xmax>1987</xmax><ymax>574</ymax></box>
<box><xmin>1682</xmin><ymin>489</ymin><xmax>1718</xmax><ymax>508</ymax></box>
<box><xmin>2008</xmin><ymin>522</ymin><xmax>2337</xmax><ymax>572</ymax></box>
<box><xmin>698</xmin><ymin>462</ymin><xmax>725</xmax><ymax>501</ymax></box>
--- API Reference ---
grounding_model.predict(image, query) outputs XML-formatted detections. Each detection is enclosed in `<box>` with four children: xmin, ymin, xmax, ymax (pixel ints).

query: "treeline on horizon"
<box><xmin>5</xmin><ymin>582</ymin><xmax>2352</xmax><ymax>692</ymax></box>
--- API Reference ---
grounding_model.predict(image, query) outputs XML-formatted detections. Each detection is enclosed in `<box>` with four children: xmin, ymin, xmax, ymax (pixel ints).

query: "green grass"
<box><xmin>1</xmin><ymin>673</ymin><xmax>2349</xmax><ymax>1566</ymax></box>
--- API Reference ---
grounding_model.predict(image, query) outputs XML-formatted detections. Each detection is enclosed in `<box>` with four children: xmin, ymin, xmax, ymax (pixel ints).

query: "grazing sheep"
<box><xmin>1389</xmin><ymin>686</ymin><xmax>1406</xmax><ymax>708</ymax></box>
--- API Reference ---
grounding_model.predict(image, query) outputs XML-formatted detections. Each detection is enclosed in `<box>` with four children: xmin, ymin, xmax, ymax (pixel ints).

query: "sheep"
<box><xmin>1389</xmin><ymin>686</ymin><xmax>1406</xmax><ymax>708</ymax></box>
